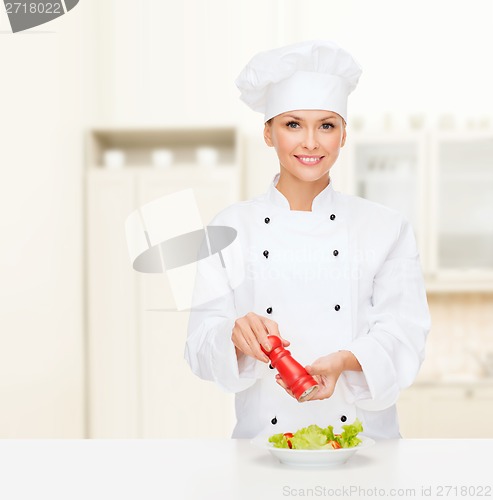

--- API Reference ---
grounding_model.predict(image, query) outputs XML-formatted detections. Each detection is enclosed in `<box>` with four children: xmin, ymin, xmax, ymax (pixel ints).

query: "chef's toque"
<box><xmin>235</xmin><ymin>40</ymin><xmax>362</xmax><ymax>123</ymax></box>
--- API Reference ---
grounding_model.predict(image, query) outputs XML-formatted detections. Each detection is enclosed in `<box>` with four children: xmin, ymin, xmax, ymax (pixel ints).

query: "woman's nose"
<box><xmin>301</xmin><ymin>131</ymin><xmax>319</xmax><ymax>150</ymax></box>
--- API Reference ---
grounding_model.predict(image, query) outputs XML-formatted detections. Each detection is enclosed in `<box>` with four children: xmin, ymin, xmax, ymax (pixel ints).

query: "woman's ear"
<box><xmin>340</xmin><ymin>124</ymin><xmax>347</xmax><ymax>148</ymax></box>
<box><xmin>263</xmin><ymin>122</ymin><xmax>273</xmax><ymax>147</ymax></box>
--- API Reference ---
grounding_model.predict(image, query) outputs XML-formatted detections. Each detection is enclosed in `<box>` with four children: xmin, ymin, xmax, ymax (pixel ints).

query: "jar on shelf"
<box><xmin>151</xmin><ymin>148</ymin><xmax>174</xmax><ymax>168</ymax></box>
<box><xmin>103</xmin><ymin>149</ymin><xmax>125</xmax><ymax>169</ymax></box>
<box><xmin>196</xmin><ymin>146</ymin><xmax>219</xmax><ymax>167</ymax></box>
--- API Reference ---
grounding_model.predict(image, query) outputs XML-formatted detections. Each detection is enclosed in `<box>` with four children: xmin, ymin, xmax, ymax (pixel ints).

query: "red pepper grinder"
<box><xmin>261</xmin><ymin>335</ymin><xmax>319</xmax><ymax>402</ymax></box>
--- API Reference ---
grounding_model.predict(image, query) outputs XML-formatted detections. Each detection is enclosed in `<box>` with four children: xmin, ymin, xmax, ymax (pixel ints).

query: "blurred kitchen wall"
<box><xmin>1</xmin><ymin>0</ymin><xmax>492</xmax><ymax>438</ymax></box>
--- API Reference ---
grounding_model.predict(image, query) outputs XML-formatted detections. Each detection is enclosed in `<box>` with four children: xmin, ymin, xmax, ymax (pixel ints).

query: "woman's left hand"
<box><xmin>275</xmin><ymin>350</ymin><xmax>361</xmax><ymax>401</ymax></box>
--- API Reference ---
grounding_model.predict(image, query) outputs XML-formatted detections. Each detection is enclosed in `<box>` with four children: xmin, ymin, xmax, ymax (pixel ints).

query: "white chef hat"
<box><xmin>235</xmin><ymin>40</ymin><xmax>362</xmax><ymax>123</ymax></box>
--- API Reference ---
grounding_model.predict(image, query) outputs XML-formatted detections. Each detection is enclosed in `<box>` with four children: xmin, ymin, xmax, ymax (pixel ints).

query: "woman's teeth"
<box><xmin>296</xmin><ymin>156</ymin><xmax>323</xmax><ymax>164</ymax></box>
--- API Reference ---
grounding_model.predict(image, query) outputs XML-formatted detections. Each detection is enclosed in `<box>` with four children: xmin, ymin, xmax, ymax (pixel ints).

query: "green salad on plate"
<box><xmin>268</xmin><ymin>418</ymin><xmax>363</xmax><ymax>450</ymax></box>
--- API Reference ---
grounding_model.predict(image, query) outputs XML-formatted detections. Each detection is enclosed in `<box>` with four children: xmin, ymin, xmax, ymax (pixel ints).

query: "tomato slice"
<box><xmin>283</xmin><ymin>433</ymin><xmax>294</xmax><ymax>449</ymax></box>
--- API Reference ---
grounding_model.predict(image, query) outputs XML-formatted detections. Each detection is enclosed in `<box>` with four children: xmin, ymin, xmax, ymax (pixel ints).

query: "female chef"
<box><xmin>184</xmin><ymin>40</ymin><xmax>431</xmax><ymax>439</ymax></box>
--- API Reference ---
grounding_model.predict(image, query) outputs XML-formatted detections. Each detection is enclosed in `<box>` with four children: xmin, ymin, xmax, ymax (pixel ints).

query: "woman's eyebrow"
<box><xmin>283</xmin><ymin>114</ymin><xmax>337</xmax><ymax>121</ymax></box>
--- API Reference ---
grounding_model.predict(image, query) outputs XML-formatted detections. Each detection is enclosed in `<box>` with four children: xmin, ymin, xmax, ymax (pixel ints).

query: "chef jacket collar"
<box><xmin>268</xmin><ymin>173</ymin><xmax>336</xmax><ymax>213</ymax></box>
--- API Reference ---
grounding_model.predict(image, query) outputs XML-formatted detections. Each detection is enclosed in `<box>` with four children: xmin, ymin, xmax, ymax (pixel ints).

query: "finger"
<box><xmin>305</xmin><ymin>363</ymin><xmax>325</xmax><ymax>376</ymax></box>
<box><xmin>232</xmin><ymin>334</ymin><xmax>252</xmax><ymax>358</ymax></box>
<box><xmin>245</xmin><ymin>334</ymin><xmax>270</xmax><ymax>363</ymax></box>
<box><xmin>263</xmin><ymin>318</ymin><xmax>290</xmax><ymax>346</ymax></box>
<box><xmin>243</xmin><ymin>327</ymin><xmax>270</xmax><ymax>363</ymax></box>
<box><xmin>275</xmin><ymin>374</ymin><xmax>294</xmax><ymax>396</ymax></box>
<box><xmin>275</xmin><ymin>373</ymin><xmax>287</xmax><ymax>389</ymax></box>
<box><xmin>307</xmin><ymin>377</ymin><xmax>336</xmax><ymax>401</ymax></box>
<box><xmin>232</xmin><ymin>328</ymin><xmax>252</xmax><ymax>355</ymax></box>
<box><xmin>275</xmin><ymin>375</ymin><xmax>295</xmax><ymax>398</ymax></box>
<box><xmin>234</xmin><ymin>323</ymin><xmax>269</xmax><ymax>363</ymax></box>
<box><xmin>232</xmin><ymin>320</ymin><xmax>252</xmax><ymax>352</ymax></box>
<box><xmin>247</xmin><ymin>313</ymin><xmax>272</xmax><ymax>353</ymax></box>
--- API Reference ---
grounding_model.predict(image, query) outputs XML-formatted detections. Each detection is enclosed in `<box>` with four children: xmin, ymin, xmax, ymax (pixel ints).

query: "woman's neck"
<box><xmin>275</xmin><ymin>173</ymin><xmax>330</xmax><ymax>211</ymax></box>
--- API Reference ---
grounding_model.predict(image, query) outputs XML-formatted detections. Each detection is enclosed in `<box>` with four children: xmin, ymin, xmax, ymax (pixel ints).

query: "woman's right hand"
<box><xmin>232</xmin><ymin>312</ymin><xmax>290</xmax><ymax>363</ymax></box>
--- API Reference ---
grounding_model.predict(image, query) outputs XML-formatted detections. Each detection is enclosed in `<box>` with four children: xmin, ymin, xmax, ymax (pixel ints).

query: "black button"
<box><xmin>330</xmin><ymin>214</ymin><xmax>336</xmax><ymax>220</ymax></box>
<box><xmin>334</xmin><ymin>304</ymin><xmax>341</xmax><ymax>311</ymax></box>
<box><xmin>340</xmin><ymin>415</ymin><xmax>347</xmax><ymax>423</ymax></box>
<box><xmin>271</xmin><ymin>417</ymin><xmax>277</xmax><ymax>425</ymax></box>
<box><xmin>264</xmin><ymin>217</ymin><xmax>270</xmax><ymax>224</ymax></box>
<box><xmin>269</xmin><ymin>363</ymin><xmax>274</xmax><ymax>369</ymax></box>
<box><xmin>263</xmin><ymin>250</ymin><xmax>269</xmax><ymax>258</ymax></box>
<box><xmin>266</xmin><ymin>307</ymin><xmax>272</xmax><ymax>314</ymax></box>
<box><xmin>333</xmin><ymin>249</ymin><xmax>339</xmax><ymax>256</ymax></box>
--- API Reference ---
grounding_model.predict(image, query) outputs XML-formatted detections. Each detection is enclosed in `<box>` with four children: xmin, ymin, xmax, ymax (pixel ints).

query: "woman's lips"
<box><xmin>294</xmin><ymin>155</ymin><xmax>324</xmax><ymax>166</ymax></box>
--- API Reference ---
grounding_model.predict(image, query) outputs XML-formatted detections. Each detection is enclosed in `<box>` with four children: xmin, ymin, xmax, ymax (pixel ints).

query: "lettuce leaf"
<box><xmin>321</xmin><ymin>425</ymin><xmax>335</xmax><ymax>442</ymax></box>
<box><xmin>289</xmin><ymin>424</ymin><xmax>332</xmax><ymax>450</ymax></box>
<box><xmin>338</xmin><ymin>419</ymin><xmax>363</xmax><ymax>448</ymax></box>
<box><xmin>268</xmin><ymin>433</ymin><xmax>289</xmax><ymax>448</ymax></box>
<box><xmin>268</xmin><ymin>419</ymin><xmax>364</xmax><ymax>450</ymax></box>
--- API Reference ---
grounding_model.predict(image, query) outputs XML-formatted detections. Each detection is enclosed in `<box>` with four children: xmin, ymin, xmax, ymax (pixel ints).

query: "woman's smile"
<box><xmin>294</xmin><ymin>155</ymin><xmax>324</xmax><ymax>166</ymax></box>
<box><xmin>263</xmin><ymin>110</ymin><xmax>346</xmax><ymax>189</ymax></box>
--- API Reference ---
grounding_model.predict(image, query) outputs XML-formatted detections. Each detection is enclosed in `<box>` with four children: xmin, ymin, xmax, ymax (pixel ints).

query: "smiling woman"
<box><xmin>185</xmin><ymin>40</ymin><xmax>431</xmax><ymax>441</ymax></box>
<box><xmin>264</xmin><ymin>110</ymin><xmax>346</xmax><ymax>211</ymax></box>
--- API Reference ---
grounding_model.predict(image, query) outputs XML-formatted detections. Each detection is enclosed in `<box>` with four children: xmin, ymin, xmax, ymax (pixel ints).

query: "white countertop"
<box><xmin>0</xmin><ymin>439</ymin><xmax>491</xmax><ymax>500</ymax></box>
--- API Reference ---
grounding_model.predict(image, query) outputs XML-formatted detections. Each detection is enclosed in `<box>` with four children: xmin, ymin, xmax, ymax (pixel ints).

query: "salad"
<box><xmin>268</xmin><ymin>418</ymin><xmax>363</xmax><ymax>450</ymax></box>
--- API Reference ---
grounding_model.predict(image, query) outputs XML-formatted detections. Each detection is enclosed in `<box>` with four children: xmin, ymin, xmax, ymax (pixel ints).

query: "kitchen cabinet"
<box><xmin>397</xmin><ymin>382</ymin><xmax>493</xmax><ymax>438</ymax></box>
<box><xmin>344</xmin><ymin>131</ymin><xmax>493</xmax><ymax>292</ymax></box>
<box><xmin>429</xmin><ymin>132</ymin><xmax>493</xmax><ymax>281</ymax></box>
<box><xmin>345</xmin><ymin>132</ymin><xmax>427</xmax><ymax>253</ymax></box>
<box><xmin>85</xmin><ymin>127</ymin><xmax>241</xmax><ymax>437</ymax></box>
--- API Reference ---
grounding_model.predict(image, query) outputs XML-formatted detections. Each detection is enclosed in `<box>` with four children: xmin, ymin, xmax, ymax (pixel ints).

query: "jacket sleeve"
<box><xmin>341</xmin><ymin>217</ymin><xmax>431</xmax><ymax>410</ymax></box>
<box><xmin>184</xmin><ymin>217</ymin><xmax>258</xmax><ymax>393</ymax></box>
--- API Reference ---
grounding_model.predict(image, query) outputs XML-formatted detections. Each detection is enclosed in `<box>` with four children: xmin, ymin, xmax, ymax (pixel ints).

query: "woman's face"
<box><xmin>263</xmin><ymin>109</ymin><xmax>346</xmax><ymax>184</ymax></box>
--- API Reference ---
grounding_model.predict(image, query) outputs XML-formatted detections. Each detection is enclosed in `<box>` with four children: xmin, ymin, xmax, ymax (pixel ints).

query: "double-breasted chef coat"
<box><xmin>185</xmin><ymin>173</ymin><xmax>431</xmax><ymax>439</ymax></box>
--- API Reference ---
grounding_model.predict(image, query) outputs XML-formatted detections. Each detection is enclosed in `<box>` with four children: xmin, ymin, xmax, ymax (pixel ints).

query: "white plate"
<box><xmin>251</xmin><ymin>435</ymin><xmax>375</xmax><ymax>467</ymax></box>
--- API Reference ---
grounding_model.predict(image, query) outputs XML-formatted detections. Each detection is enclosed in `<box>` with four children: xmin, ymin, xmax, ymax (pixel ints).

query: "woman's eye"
<box><xmin>286</xmin><ymin>121</ymin><xmax>300</xmax><ymax>128</ymax></box>
<box><xmin>321</xmin><ymin>123</ymin><xmax>335</xmax><ymax>130</ymax></box>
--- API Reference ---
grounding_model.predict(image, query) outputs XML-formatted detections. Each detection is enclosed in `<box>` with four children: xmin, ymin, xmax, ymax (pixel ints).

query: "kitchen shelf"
<box><xmin>86</xmin><ymin>126</ymin><xmax>239</xmax><ymax>170</ymax></box>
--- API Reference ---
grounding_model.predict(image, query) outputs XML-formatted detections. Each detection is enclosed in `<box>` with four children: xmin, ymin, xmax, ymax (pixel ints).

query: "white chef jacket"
<box><xmin>185</xmin><ymin>173</ymin><xmax>431</xmax><ymax>439</ymax></box>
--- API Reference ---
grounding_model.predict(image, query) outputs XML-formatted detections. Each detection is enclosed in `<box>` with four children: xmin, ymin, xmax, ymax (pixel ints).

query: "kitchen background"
<box><xmin>1</xmin><ymin>0</ymin><xmax>492</xmax><ymax>439</ymax></box>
